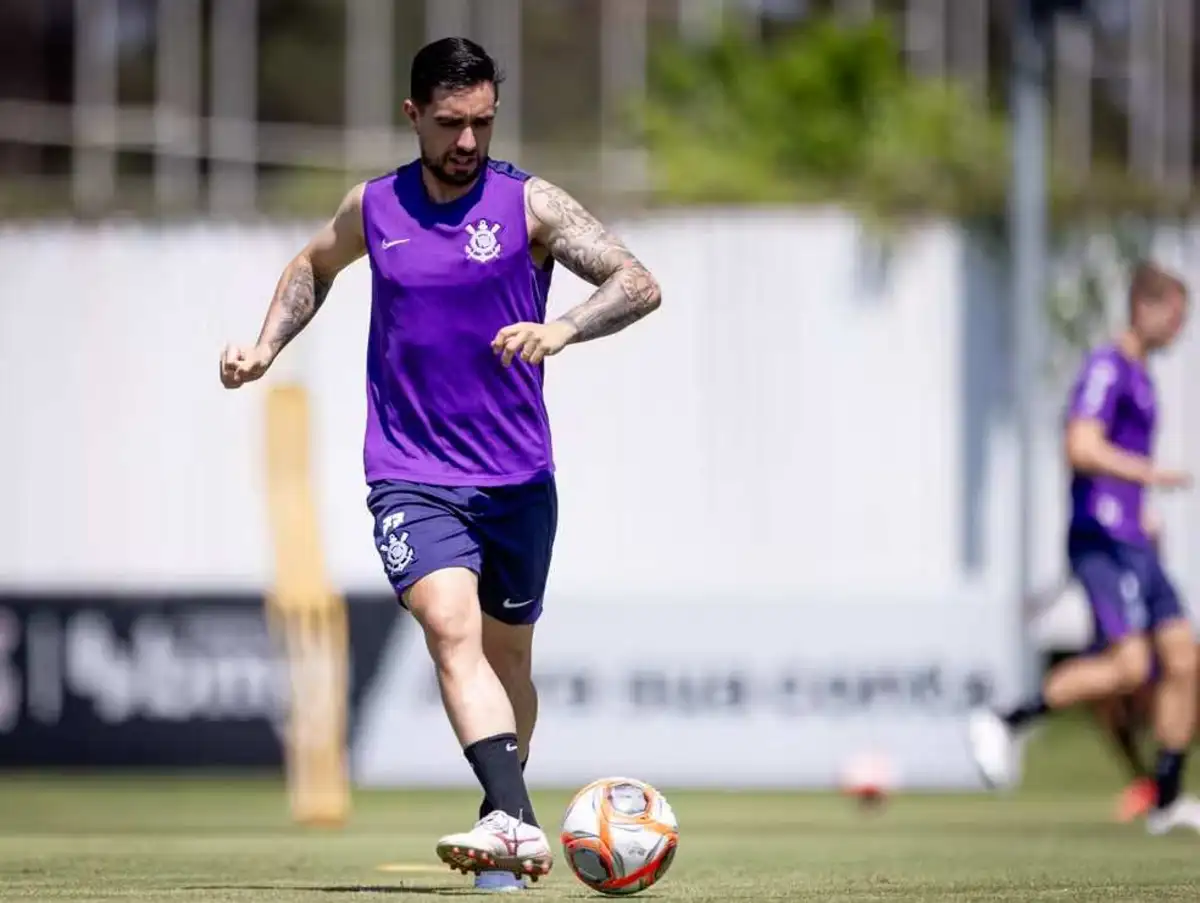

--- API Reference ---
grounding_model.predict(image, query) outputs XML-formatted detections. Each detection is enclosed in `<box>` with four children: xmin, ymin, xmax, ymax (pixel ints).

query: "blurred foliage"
<box><xmin>636</xmin><ymin>17</ymin><xmax>1188</xmax><ymax>227</ymax></box>
<box><xmin>637</xmin><ymin>19</ymin><xmax>1008</xmax><ymax>220</ymax></box>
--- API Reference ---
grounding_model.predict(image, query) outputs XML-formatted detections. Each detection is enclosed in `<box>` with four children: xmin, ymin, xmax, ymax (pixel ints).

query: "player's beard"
<box><xmin>422</xmin><ymin>148</ymin><xmax>483</xmax><ymax>186</ymax></box>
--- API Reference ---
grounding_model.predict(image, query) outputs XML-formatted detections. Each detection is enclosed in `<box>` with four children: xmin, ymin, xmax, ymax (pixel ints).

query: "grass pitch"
<box><xmin>3</xmin><ymin>716</ymin><xmax>1200</xmax><ymax>902</ymax></box>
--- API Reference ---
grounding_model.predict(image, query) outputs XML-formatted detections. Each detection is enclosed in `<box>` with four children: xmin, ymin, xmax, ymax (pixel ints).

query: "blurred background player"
<box><xmin>219</xmin><ymin>36</ymin><xmax>662</xmax><ymax>891</ymax></box>
<box><xmin>970</xmin><ymin>260</ymin><xmax>1200</xmax><ymax>834</ymax></box>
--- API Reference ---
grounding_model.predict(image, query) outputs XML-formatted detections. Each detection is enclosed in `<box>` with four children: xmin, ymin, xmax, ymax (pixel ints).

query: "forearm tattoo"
<box><xmin>528</xmin><ymin>180</ymin><xmax>661</xmax><ymax>343</ymax></box>
<box><xmin>258</xmin><ymin>256</ymin><xmax>332</xmax><ymax>355</ymax></box>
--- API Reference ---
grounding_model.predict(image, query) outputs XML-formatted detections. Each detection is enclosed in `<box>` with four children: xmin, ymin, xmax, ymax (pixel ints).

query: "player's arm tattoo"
<box><xmin>255</xmin><ymin>183</ymin><xmax>364</xmax><ymax>358</ymax></box>
<box><xmin>256</xmin><ymin>256</ymin><xmax>333</xmax><ymax>357</ymax></box>
<box><xmin>528</xmin><ymin>179</ymin><xmax>661</xmax><ymax>343</ymax></box>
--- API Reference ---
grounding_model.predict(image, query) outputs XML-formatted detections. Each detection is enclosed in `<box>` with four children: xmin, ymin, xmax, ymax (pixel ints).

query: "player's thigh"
<box><xmin>1070</xmin><ymin>538</ymin><xmax>1147</xmax><ymax>648</ymax></box>
<box><xmin>476</xmin><ymin>479</ymin><xmax>558</xmax><ymax>626</ymax></box>
<box><xmin>407</xmin><ymin>566</ymin><xmax>485</xmax><ymax>651</ymax></box>
<box><xmin>366</xmin><ymin>480</ymin><xmax>483</xmax><ymax>617</ymax></box>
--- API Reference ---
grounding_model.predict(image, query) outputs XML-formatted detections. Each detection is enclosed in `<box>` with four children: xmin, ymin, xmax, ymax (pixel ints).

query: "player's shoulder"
<box><xmin>488</xmin><ymin>160</ymin><xmax>562</xmax><ymax>210</ymax></box>
<box><xmin>1077</xmin><ymin>342</ymin><xmax>1126</xmax><ymax>382</ymax></box>
<box><xmin>359</xmin><ymin>162</ymin><xmax>415</xmax><ymax>195</ymax></box>
<box><xmin>486</xmin><ymin>158</ymin><xmax>538</xmax><ymax>184</ymax></box>
<box><xmin>1069</xmin><ymin>343</ymin><xmax>1129</xmax><ymax>417</ymax></box>
<box><xmin>346</xmin><ymin>163</ymin><xmax>423</xmax><ymax>223</ymax></box>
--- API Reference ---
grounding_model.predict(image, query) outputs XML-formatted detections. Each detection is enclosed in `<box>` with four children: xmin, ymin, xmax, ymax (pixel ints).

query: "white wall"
<box><xmin>2</xmin><ymin>212</ymin><xmax>1199</xmax><ymax>648</ymax></box>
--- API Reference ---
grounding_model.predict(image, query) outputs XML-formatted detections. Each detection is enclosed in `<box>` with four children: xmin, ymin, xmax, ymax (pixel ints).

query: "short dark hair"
<box><xmin>410</xmin><ymin>37</ymin><xmax>502</xmax><ymax>107</ymax></box>
<box><xmin>1129</xmin><ymin>259</ymin><xmax>1187</xmax><ymax>311</ymax></box>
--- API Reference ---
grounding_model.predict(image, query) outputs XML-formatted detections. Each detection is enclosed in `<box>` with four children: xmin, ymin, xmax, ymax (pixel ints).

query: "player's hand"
<box><xmin>491</xmin><ymin>321</ymin><xmax>578</xmax><ymax>367</ymax></box>
<box><xmin>219</xmin><ymin>343</ymin><xmax>274</xmax><ymax>389</ymax></box>
<box><xmin>1150</xmin><ymin>468</ymin><xmax>1192</xmax><ymax>490</ymax></box>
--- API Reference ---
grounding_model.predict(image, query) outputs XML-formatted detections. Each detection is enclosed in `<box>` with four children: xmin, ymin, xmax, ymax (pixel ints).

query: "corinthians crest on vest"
<box><xmin>464</xmin><ymin>219</ymin><xmax>502</xmax><ymax>263</ymax></box>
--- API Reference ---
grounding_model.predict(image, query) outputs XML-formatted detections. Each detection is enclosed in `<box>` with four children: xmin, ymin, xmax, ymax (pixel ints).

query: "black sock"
<box><xmin>479</xmin><ymin>755</ymin><xmax>528</xmax><ymax>821</ymax></box>
<box><xmin>1001</xmin><ymin>693</ymin><xmax>1049</xmax><ymax>729</ymax></box>
<box><xmin>1154</xmin><ymin>748</ymin><xmax>1186</xmax><ymax>810</ymax></box>
<box><xmin>466</xmin><ymin>735</ymin><xmax>536</xmax><ymax>826</ymax></box>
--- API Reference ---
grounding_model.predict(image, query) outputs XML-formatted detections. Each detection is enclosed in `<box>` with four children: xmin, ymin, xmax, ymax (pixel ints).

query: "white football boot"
<box><xmin>436</xmin><ymin>810</ymin><xmax>552</xmax><ymax>881</ymax></box>
<box><xmin>968</xmin><ymin>708</ymin><xmax>1024</xmax><ymax>789</ymax></box>
<box><xmin>1146</xmin><ymin>795</ymin><xmax>1200</xmax><ymax>835</ymax></box>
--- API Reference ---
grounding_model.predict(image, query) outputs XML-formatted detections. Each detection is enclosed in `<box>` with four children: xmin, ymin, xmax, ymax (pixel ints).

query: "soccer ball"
<box><xmin>560</xmin><ymin>777</ymin><xmax>679</xmax><ymax>896</ymax></box>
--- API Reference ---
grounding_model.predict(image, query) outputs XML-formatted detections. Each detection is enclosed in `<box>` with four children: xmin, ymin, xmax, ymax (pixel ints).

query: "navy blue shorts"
<box><xmin>1068</xmin><ymin>528</ymin><xmax>1186</xmax><ymax>650</ymax></box>
<box><xmin>366</xmin><ymin>478</ymin><xmax>557</xmax><ymax>625</ymax></box>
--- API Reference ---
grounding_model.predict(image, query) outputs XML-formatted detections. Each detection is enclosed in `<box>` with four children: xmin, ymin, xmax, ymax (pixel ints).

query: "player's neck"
<box><xmin>420</xmin><ymin>166</ymin><xmax>480</xmax><ymax>205</ymax></box>
<box><xmin>1117</xmin><ymin>329</ymin><xmax>1148</xmax><ymax>363</ymax></box>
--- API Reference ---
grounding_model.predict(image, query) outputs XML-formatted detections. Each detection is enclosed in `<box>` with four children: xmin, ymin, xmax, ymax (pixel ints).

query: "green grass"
<box><xmin>2</xmin><ymin>715</ymin><xmax>1199</xmax><ymax>901</ymax></box>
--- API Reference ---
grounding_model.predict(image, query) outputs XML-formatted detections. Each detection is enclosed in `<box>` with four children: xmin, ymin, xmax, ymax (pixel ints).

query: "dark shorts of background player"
<box><xmin>1069</xmin><ymin>525</ymin><xmax>1187</xmax><ymax>654</ymax></box>
<box><xmin>367</xmin><ymin>477</ymin><xmax>557</xmax><ymax>626</ymax></box>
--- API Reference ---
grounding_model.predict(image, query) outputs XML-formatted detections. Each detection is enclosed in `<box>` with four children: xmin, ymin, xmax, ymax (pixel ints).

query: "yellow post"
<box><xmin>263</xmin><ymin>384</ymin><xmax>351</xmax><ymax>827</ymax></box>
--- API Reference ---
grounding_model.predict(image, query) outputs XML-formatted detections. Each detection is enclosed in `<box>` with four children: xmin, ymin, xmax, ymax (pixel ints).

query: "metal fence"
<box><xmin>0</xmin><ymin>0</ymin><xmax>1194</xmax><ymax>218</ymax></box>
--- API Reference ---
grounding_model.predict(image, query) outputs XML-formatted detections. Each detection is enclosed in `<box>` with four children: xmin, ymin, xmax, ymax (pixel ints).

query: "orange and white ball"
<box><xmin>560</xmin><ymin>777</ymin><xmax>679</xmax><ymax>896</ymax></box>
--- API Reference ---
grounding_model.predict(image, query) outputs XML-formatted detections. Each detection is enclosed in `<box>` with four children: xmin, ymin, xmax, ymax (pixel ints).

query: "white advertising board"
<box><xmin>351</xmin><ymin>596</ymin><xmax>1020</xmax><ymax>790</ymax></box>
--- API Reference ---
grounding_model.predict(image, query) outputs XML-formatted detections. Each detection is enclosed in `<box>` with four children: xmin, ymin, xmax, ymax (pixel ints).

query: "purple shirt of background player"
<box><xmin>1066</xmin><ymin>344</ymin><xmax>1157</xmax><ymax>546</ymax></box>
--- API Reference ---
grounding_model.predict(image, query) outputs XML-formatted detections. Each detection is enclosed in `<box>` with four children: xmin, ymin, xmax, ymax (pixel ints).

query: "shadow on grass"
<box><xmin>183</xmin><ymin>886</ymin><xmax>480</xmax><ymax>897</ymax></box>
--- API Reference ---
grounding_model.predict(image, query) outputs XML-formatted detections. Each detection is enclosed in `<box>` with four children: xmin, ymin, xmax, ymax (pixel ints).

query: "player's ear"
<box><xmin>402</xmin><ymin>99</ymin><xmax>420</xmax><ymax>129</ymax></box>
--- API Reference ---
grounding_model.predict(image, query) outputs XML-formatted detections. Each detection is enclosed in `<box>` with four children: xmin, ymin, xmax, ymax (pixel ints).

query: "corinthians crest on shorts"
<box><xmin>377</xmin><ymin>511</ymin><xmax>415</xmax><ymax>576</ymax></box>
<box><xmin>464</xmin><ymin>219</ymin><xmax>502</xmax><ymax>263</ymax></box>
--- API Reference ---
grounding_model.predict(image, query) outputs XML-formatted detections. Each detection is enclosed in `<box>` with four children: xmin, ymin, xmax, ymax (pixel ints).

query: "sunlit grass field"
<box><xmin>3</xmin><ymin>714</ymin><xmax>1199</xmax><ymax>901</ymax></box>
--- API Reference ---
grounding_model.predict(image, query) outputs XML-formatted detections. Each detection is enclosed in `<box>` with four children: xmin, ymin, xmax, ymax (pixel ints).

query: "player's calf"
<box><xmin>1042</xmin><ymin>639</ymin><xmax>1152</xmax><ymax>712</ymax></box>
<box><xmin>1148</xmin><ymin>620</ymin><xmax>1198</xmax><ymax>817</ymax></box>
<box><xmin>1013</xmin><ymin>637</ymin><xmax>1151</xmax><ymax>727</ymax></box>
<box><xmin>1151</xmin><ymin>620</ymin><xmax>1197</xmax><ymax>749</ymax></box>
<box><xmin>482</xmin><ymin>617</ymin><xmax>538</xmax><ymax>764</ymax></box>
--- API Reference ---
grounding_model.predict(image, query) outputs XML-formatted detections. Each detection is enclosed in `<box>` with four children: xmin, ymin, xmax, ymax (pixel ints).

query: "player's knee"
<box><xmin>406</xmin><ymin>572</ymin><xmax>483</xmax><ymax>665</ymax></box>
<box><xmin>1110</xmin><ymin>640</ymin><xmax>1152</xmax><ymax>693</ymax></box>
<box><xmin>419</xmin><ymin>603</ymin><xmax>477</xmax><ymax>652</ymax></box>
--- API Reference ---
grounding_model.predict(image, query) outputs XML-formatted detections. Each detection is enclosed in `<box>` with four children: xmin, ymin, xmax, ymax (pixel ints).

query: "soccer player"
<box><xmin>218</xmin><ymin>37</ymin><xmax>662</xmax><ymax>889</ymax></box>
<box><xmin>969</xmin><ymin>260</ymin><xmax>1200</xmax><ymax>834</ymax></box>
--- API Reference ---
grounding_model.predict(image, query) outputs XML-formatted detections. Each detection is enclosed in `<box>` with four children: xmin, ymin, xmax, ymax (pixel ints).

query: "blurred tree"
<box><xmin>637</xmin><ymin>15</ymin><xmax>1186</xmax><ymax>227</ymax></box>
<box><xmin>637</xmin><ymin>18</ymin><xmax>1008</xmax><ymax>215</ymax></box>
